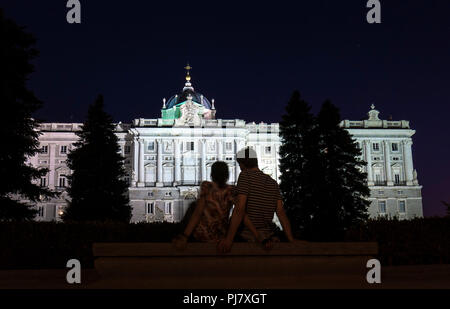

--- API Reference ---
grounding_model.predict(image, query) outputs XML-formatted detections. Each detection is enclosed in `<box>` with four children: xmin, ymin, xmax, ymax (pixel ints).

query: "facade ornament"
<box><xmin>368</xmin><ymin>104</ymin><xmax>381</xmax><ymax>121</ymax></box>
<box><xmin>175</xmin><ymin>94</ymin><xmax>201</xmax><ymax>126</ymax></box>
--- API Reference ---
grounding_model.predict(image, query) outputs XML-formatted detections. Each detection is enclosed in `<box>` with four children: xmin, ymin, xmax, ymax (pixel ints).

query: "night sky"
<box><xmin>3</xmin><ymin>1</ymin><xmax>449</xmax><ymax>216</ymax></box>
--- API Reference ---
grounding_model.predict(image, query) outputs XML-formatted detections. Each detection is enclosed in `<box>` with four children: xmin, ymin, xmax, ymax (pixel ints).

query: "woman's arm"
<box><xmin>183</xmin><ymin>197</ymin><xmax>205</xmax><ymax>238</ymax></box>
<box><xmin>173</xmin><ymin>184</ymin><xmax>208</xmax><ymax>250</ymax></box>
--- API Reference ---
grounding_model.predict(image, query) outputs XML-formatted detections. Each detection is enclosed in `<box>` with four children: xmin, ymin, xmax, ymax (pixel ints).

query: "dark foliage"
<box><xmin>279</xmin><ymin>93</ymin><xmax>370</xmax><ymax>241</ymax></box>
<box><xmin>312</xmin><ymin>101</ymin><xmax>370</xmax><ymax>240</ymax></box>
<box><xmin>0</xmin><ymin>10</ymin><xmax>55</xmax><ymax>221</ymax></box>
<box><xmin>279</xmin><ymin>91</ymin><xmax>320</xmax><ymax>239</ymax></box>
<box><xmin>63</xmin><ymin>95</ymin><xmax>131</xmax><ymax>222</ymax></box>
<box><xmin>346</xmin><ymin>217</ymin><xmax>450</xmax><ymax>266</ymax></box>
<box><xmin>442</xmin><ymin>201</ymin><xmax>450</xmax><ymax>216</ymax></box>
<box><xmin>0</xmin><ymin>221</ymin><xmax>183</xmax><ymax>269</ymax></box>
<box><xmin>0</xmin><ymin>218</ymin><xmax>449</xmax><ymax>269</ymax></box>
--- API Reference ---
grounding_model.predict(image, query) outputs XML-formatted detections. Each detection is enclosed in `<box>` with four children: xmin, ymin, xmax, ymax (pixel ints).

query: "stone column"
<box><xmin>201</xmin><ymin>139</ymin><xmax>207</xmax><ymax>181</ymax></box>
<box><xmin>217</xmin><ymin>139</ymin><xmax>223</xmax><ymax>161</ymax></box>
<box><xmin>132</xmin><ymin>138</ymin><xmax>139</xmax><ymax>186</ymax></box>
<box><xmin>157</xmin><ymin>139</ymin><xmax>163</xmax><ymax>186</ymax></box>
<box><xmin>48</xmin><ymin>144</ymin><xmax>56</xmax><ymax>189</ymax></box>
<box><xmin>174</xmin><ymin>139</ymin><xmax>181</xmax><ymax>185</ymax></box>
<box><xmin>384</xmin><ymin>140</ymin><xmax>393</xmax><ymax>186</ymax></box>
<box><xmin>364</xmin><ymin>140</ymin><xmax>374</xmax><ymax>186</ymax></box>
<box><xmin>403</xmin><ymin>140</ymin><xmax>414</xmax><ymax>185</ymax></box>
<box><xmin>234</xmin><ymin>140</ymin><xmax>241</xmax><ymax>183</ymax></box>
<box><xmin>138</xmin><ymin>139</ymin><xmax>145</xmax><ymax>186</ymax></box>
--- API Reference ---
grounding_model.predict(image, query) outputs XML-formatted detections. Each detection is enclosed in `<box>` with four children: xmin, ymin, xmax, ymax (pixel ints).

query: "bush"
<box><xmin>346</xmin><ymin>217</ymin><xmax>450</xmax><ymax>266</ymax></box>
<box><xmin>0</xmin><ymin>221</ymin><xmax>182</xmax><ymax>269</ymax></box>
<box><xmin>0</xmin><ymin>217</ymin><xmax>449</xmax><ymax>269</ymax></box>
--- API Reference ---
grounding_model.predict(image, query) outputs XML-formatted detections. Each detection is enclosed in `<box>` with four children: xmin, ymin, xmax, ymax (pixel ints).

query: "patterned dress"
<box><xmin>193</xmin><ymin>181</ymin><xmax>236</xmax><ymax>242</ymax></box>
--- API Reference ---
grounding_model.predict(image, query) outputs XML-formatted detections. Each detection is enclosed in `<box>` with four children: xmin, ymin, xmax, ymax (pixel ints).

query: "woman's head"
<box><xmin>210</xmin><ymin>161</ymin><xmax>229</xmax><ymax>188</ymax></box>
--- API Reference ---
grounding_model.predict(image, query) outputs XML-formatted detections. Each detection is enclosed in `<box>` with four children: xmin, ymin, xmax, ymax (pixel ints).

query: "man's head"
<box><xmin>236</xmin><ymin>147</ymin><xmax>258</xmax><ymax>170</ymax></box>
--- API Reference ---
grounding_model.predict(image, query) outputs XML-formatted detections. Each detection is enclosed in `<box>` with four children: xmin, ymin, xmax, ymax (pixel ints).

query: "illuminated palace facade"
<box><xmin>25</xmin><ymin>70</ymin><xmax>423</xmax><ymax>222</ymax></box>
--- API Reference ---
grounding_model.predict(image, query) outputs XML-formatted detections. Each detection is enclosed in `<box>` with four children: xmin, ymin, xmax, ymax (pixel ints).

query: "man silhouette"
<box><xmin>217</xmin><ymin>147</ymin><xmax>299</xmax><ymax>253</ymax></box>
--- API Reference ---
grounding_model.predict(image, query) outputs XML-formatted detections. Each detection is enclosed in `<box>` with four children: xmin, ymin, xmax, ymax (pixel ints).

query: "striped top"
<box><xmin>236</xmin><ymin>169</ymin><xmax>282</xmax><ymax>239</ymax></box>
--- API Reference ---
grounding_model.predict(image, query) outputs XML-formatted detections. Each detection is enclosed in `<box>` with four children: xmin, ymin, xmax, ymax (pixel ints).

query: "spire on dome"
<box><xmin>183</xmin><ymin>63</ymin><xmax>194</xmax><ymax>91</ymax></box>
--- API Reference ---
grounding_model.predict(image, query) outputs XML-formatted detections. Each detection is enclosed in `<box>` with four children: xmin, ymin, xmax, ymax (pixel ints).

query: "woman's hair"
<box><xmin>210</xmin><ymin>161</ymin><xmax>229</xmax><ymax>188</ymax></box>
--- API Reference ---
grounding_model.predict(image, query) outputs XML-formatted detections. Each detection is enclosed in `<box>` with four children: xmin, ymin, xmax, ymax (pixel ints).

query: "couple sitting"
<box><xmin>173</xmin><ymin>147</ymin><xmax>301</xmax><ymax>252</ymax></box>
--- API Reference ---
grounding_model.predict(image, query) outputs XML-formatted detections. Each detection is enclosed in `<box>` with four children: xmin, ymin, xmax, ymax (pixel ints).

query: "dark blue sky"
<box><xmin>3</xmin><ymin>0</ymin><xmax>449</xmax><ymax>216</ymax></box>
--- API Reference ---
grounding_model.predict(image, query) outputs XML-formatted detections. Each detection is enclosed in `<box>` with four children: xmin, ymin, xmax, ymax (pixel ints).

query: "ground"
<box><xmin>0</xmin><ymin>264</ymin><xmax>449</xmax><ymax>289</ymax></box>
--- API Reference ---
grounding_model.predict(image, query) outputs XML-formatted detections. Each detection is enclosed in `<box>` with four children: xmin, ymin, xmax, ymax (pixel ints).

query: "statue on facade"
<box><xmin>175</xmin><ymin>94</ymin><xmax>202</xmax><ymax>126</ymax></box>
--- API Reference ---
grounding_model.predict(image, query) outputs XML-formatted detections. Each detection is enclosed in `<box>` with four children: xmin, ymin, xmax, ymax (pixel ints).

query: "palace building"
<box><xmin>25</xmin><ymin>67</ymin><xmax>423</xmax><ymax>222</ymax></box>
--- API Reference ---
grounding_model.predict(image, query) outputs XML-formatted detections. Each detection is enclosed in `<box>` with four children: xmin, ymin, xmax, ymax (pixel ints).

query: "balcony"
<box><xmin>394</xmin><ymin>181</ymin><xmax>407</xmax><ymax>186</ymax></box>
<box><xmin>374</xmin><ymin>181</ymin><xmax>387</xmax><ymax>186</ymax></box>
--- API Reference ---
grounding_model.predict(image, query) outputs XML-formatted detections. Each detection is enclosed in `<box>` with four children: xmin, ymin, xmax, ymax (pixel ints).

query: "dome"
<box><xmin>165</xmin><ymin>88</ymin><xmax>212</xmax><ymax>110</ymax></box>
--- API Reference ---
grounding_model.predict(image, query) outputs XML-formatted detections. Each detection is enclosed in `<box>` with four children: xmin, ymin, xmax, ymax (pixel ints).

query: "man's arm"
<box><xmin>217</xmin><ymin>193</ymin><xmax>247</xmax><ymax>253</ymax></box>
<box><xmin>275</xmin><ymin>199</ymin><xmax>295</xmax><ymax>242</ymax></box>
<box><xmin>243</xmin><ymin>214</ymin><xmax>263</xmax><ymax>242</ymax></box>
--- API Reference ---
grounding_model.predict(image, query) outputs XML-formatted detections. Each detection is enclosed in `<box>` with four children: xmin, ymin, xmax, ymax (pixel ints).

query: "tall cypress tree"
<box><xmin>442</xmin><ymin>201</ymin><xmax>450</xmax><ymax>217</ymax></box>
<box><xmin>63</xmin><ymin>95</ymin><xmax>131</xmax><ymax>223</ymax></box>
<box><xmin>279</xmin><ymin>91</ymin><xmax>321</xmax><ymax>239</ymax></box>
<box><xmin>314</xmin><ymin>100</ymin><xmax>370</xmax><ymax>240</ymax></box>
<box><xmin>0</xmin><ymin>10</ymin><xmax>55</xmax><ymax>221</ymax></box>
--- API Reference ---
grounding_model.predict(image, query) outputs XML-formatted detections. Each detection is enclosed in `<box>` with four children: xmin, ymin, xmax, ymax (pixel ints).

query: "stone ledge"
<box><xmin>93</xmin><ymin>242</ymin><xmax>379</xmax><ymax>288</ymax></box>
<box><xmin>93</xmin><ymin>242</ymin><xmax>378</xmax><ymax>257</ymax></box>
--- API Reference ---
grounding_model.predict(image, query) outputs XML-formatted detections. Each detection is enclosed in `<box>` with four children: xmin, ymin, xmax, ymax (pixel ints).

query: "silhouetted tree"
<box><xmin>63</xmin><ymin>95</ymin><xmax>131</xmax><ymax>222</ymax></box>
<box><xmin>442</xmin><ymin>201</ymin><xmax>450</xmax><ymax>217</ymax></box>
<box><xmin>279</xmin><ymin>91</ymin><xmax>321</xmax><ymax>239</ymax></box>
<box><xmin>313</xmin><ymin>101</ymin><xmax>370</xmax><ymax>240</ymax></box>
<box><xmin>0</xmin><ymin>10</ymin><xmax>55</xmax><ymax>221</ymax></box>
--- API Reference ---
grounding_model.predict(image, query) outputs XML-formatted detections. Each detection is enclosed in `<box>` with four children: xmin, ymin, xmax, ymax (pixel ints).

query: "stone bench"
<box><xmin>93</xmin><ymin>242</ymin><xmax>378</xmax><ymax>289</ymax></box>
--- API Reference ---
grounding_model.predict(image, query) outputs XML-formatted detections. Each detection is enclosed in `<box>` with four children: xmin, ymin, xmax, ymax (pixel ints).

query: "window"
<box><xmin>146</xmin><ymin>202</ymin><xmax>154</xmax><ymax>214</ymax></box>
<box><xmin>41</xmin><ymin>145</ymin><xmax>48</xmax><ymax>154</ymax></box>
<box><xmin>59</xmin><ymin>176</ymin><xmax>66</xmax><ymax>187</ymax></box>
<box><xmin>186</xmin><ymin>142</ymin><xmax>195</xmax><ymax>151</ymax></box>
<box><xmin>372</xmin><ymin>143</ymin><xmax>380</xmax><ymax>151</ymax></box>
<box><xmin>40</xmin><ymin>177</ymin><xmax>47</xmax><ymax>187</ymax></box>
<box><xmin>375</xmin><ymin>174</ymin><xmax>382</xmax><ymax>183</ymax></box>
<box><xmin>394</xmin><ymin>174</ymin><xmax>401</xmax><ymax>184</ymax></box>
<box><xmin>37</xmin><ymin>206</ymin><xmax>44</xmax><ymax>217</ymax></box>
<box><xmin>265</xmin><ymin>146</ymin><xmax>272</xmax><ymax>154</ymax></box>
<box><xmin>225</xmin><ymin>142</ymin><xmax>233</xmax><ymax>151</ymax></box>
<box><xmin>398</xmin><ymin>200</ymin><xmax>406</xmax><ymax>213</ymax></box>
<box><xmin>378</xmin><ymin>190</ymin><xmax>384</xmax><ymax>195</ymax></box>
<box><xmin>147</xmin><ymin>142</ymin><xmax>155</xmax><ymax>151</ymax></box>
<box><xmin>60</xmin><ymin>146</ymin><xmax>67</xmax><ymax>154</ymax></box>
<box><xmin>165</xmin><ymin>202</ymin><xmax>172</xmax><ymax>214</ymax></box>
<box><xmin>165</xmin><ymin>192</ymin><xmax>172</xmax><ymax>197</ymax></box>
<box><xmin>57</xmin><ymin>206</ymin><xmax>65</xmax><ymax>217</ymax></box>
<box><xmin>391</xmin><ymin>143</ymin><xmax>399</xmax><ymax>152</ymax></box>
<box><xmin>378</xmin><ymin>201</ymin><xmax>386</xmax><ymax>213</ymax></box>
<box><xmin>393</xmin><ymin>157</ymin><xmax>400</xmax><ymax>161</ymax></box>
<box><xmin>397</xmin><ymin>190</ymin><xmax>403</xmax><ymax>195</ymax></box>
<box><xmin>225</xmin><ymin>157</ymin><xmax>233</xmax><ymax>161</ymax></box>
<box><xmin>124</xmin><ymin>146</ymin><xmax>131</xmax><ymax>154</ymax></box>
<box><xmin>148</xmin><ymin>192</ymin><xmax>154</xmax><ymax>197</ymax></box>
